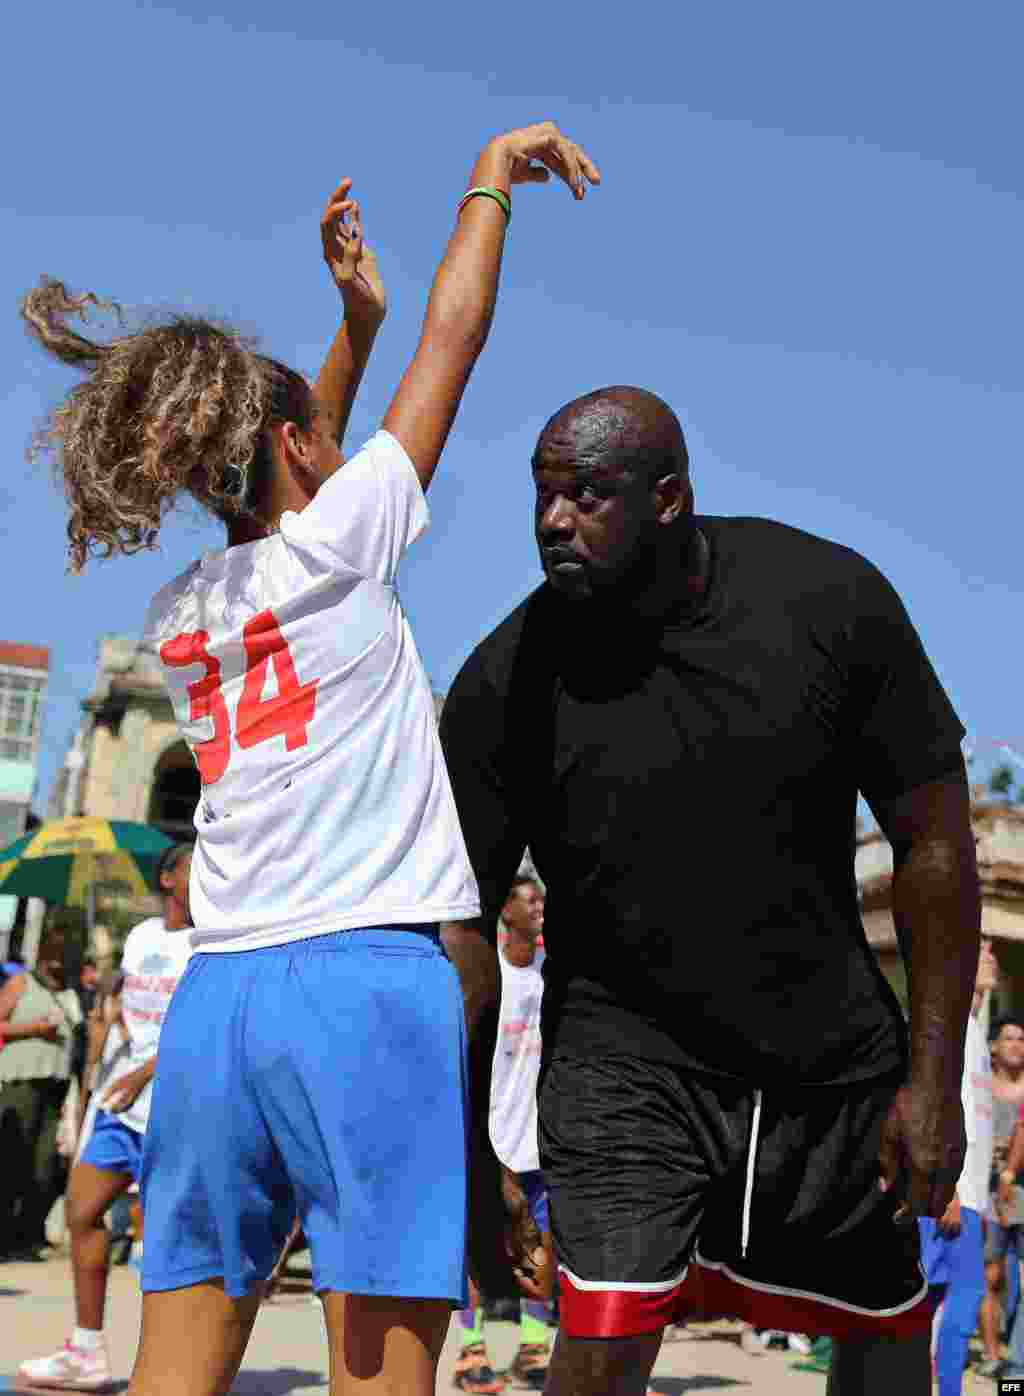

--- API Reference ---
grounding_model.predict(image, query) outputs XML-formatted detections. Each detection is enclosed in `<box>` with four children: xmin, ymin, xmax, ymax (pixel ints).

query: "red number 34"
<box><xmin>160</xmin><ymin>610</ymin><xmax>319</xmax><ymax>785</ymax></box>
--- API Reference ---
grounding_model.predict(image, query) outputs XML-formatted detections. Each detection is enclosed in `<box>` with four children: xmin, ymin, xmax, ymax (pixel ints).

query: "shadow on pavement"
<box><xmin>0</xmin><ymin>1288</ymin><xmax>26</xmax><ymax>1297</ymax></box>
<box><xmin>6</xmin><ymin>1385</ymin><xmax>128</xmax><ymax>1395</ymax></box>
<box><xmin>230</xmin><ymin>1369</ymin><xmax>326</xmax><ymax>1395</ymax></box>
<box><xmin>651</xmin><ymin>1380</ymin><xmax>751</xmax><ymax>1393</ymax></box>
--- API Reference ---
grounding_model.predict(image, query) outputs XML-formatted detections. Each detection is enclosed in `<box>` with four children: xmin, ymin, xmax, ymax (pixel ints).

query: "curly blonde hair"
<box><xmin>21</xmin><ymin>277</ymin><xmax>315</xmax><ymax>572</ymax></box>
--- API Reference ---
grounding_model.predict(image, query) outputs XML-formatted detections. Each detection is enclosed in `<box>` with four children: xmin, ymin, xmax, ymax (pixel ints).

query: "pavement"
<box><xmin>0</xmin><ymin>1252</ymin><xmax>1001</xmax><ymax>1393</ymax></box>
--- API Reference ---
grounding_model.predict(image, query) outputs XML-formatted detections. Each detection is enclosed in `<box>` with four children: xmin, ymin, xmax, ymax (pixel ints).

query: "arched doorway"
<box><xmin>147</xmin><ymin>742</ymin><xmax>200</xmax><ymax>843</ymax></box>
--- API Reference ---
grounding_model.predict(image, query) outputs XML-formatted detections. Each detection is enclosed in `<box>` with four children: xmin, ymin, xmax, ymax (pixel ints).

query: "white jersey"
<box><xmin>489</xmin><ymin>943</ymin><xmax>545</xmax><ymax>1174</ymax></box>
<box><xmin>144</xmin><ymin>430</ymin><xmax>480</xmax><ymax>952</ymax></box>
<box><xmin>958</xmin><ymin>1012</ymin><xmax>994</xmax><ymax>1215</ymax></box>
<box><xmin>111</xmin><ymin>916</ymin><xmax>192</xmax><ymax>1133</ymax></box>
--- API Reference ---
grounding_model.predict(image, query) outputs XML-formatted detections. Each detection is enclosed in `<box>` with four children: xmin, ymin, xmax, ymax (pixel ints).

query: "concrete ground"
<box><xmin>0</xmin><ymin>1253</ymin><xmax>998</xmax><ymax>1393</ymax></box>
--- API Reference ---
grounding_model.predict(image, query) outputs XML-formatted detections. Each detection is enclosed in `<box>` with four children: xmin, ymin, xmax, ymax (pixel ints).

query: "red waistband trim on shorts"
<box><xmin>557</xmin><ymin>1259</ymin><xmax>935</xmax><ymax>1342</ymax></box>
<box><xmin>674</xmin><ymin>1258</ymin><xmax>935</xmax><ymax>1342</ymax></box>
<box><xmin>557</xmin><ymin>1268</ymin><xmax>689</xmax><ymax>1338</ymax></box>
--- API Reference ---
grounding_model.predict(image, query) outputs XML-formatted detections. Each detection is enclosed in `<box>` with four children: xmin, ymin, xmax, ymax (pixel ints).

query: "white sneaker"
<box><xmin>786</xmin><ymin>1333</ymin><xmax>812</xmax><ymax>1355</ymax></box>
<box><xmin>16</xmin><ymin>1341</ymin><xmax>113</xmax><ymax>1391</ymax></box>
<box><xmin>661</xmin><ymin>1323</ymin><xmax>699</xmax><ymax>1342</ymax></box>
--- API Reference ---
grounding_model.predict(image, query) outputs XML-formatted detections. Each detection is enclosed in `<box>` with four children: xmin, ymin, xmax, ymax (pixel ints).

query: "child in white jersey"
<box><xmin>17</xmin><ymin>845</ymin><xmax>192</xmax><ymax>1392</ymax></box>
<box><xmin>22</xmin><ymin>126</ymin><xmax>600</xmax><ymax>1396</ymax></box>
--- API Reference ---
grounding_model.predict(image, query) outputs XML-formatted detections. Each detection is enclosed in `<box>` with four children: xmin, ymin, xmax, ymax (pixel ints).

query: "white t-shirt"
<box><xmin>489</xmin><ymin>945</ymin><xmax>545</xmax><ymax>1174</ymax></box>
<box><xmin>108</xmin><ymin>916</ymin><xmax>192</xmax><ymax>1133</ymax></box>
<box><xmin>144</xmin><ymin>431</ymin><xmax>480</xmax><ymax>951</ymax></box>
<box><xmin>958</xmin><ymin>1012</ymin><xmax>994</xmax><ymax>1215</ymax></box>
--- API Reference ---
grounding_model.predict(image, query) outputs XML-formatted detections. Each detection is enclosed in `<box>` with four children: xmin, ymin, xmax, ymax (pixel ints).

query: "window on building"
<box><xmin>0</xmin><ymin>668</ymin><xmax>46</xmax><ymax>764</ymax></box>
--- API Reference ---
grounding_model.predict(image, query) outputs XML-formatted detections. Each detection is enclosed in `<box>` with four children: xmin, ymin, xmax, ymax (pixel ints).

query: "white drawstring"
<box><xmin>740</xmin><ymin>1089</ymin><xmax>763</xmax><ymax>1260</ymax></box>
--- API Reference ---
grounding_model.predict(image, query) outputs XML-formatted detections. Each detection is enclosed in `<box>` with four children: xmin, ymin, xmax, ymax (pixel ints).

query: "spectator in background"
<box><xmin>992</xmin><ymin>1074</ymin><xmax>1024</xmax><ymax>1380</ymax></box>
<box><xmin>16</xmin><ymin>845</ymin><xmax>192</xmax><ymax>1391</ymax></box>
<box><xmin>977</xmin><ymin>1015</ymin><xmax>1024</xmax><ymax>1378</ymax></box>
<box><xmin>917</xmin><ymin>938</ymin><xmax>997</xmax><ymax>1394</ymax></box>
<box><xmin>456</xmin><ymin>875</ymin><xmax>551</xmax><ymax>1393</ymax></box>
<box><xmin>77</xmin><ymin>958</ymin><xmax>100</xmax><ymax>1018</ymax></box>
<box><xmin>0</xmin><ymin>927</ymin><xmax>81</xmax><ymax>1258</ymax></box>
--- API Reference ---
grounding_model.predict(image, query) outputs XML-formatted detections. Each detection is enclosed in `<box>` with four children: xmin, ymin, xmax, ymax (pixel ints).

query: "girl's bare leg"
<box><xmin>127</xmin><ymin>1282</ymin><xmax>261</xmax><ymax>1396</ymax></box>
<box><xmin>322</xmin><ymin>1291</ymin><xmax>452</xmax><ymax>1396</ymax></box>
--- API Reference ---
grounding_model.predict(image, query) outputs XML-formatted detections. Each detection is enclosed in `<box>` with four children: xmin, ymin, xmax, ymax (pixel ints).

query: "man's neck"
<box><xmin>604</xmin><ymin>525</ymin><xmax>710</xmax><ymax>625</ymax></box>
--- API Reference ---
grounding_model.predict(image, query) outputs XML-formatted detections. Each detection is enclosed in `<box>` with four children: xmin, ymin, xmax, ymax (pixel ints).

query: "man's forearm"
<box><xmin>312</xmin><ymin>312</ymin><xmax>383</xmax><ymax>447</ymax></box>
<box><xmin>893</xmin><ymin>832</ymin><xmax>980</xmax><ymax>1086</ymax></box>
<box><xmin>441</xmin><ymin>919</ymin><xmax>501</xmax><ymax>1140</ymax></box>
<box><xmin>441</xmin><ymin>919</ymin><xmax>500</xmax><ymax>1042</ymax></box>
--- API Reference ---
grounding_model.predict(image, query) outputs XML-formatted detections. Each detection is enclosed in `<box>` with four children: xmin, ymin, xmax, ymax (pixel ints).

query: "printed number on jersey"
<box><xmin>161</xmin><ymin>611</ymin><xmax>319</xmax><ymax>784</ymax></box>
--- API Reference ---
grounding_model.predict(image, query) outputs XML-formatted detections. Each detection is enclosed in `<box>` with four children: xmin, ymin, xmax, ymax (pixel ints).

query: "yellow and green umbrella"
<box><xmin>0</xmin><ymin>817</ymin><xmax>173</xmax><ymax>907</ymax></box>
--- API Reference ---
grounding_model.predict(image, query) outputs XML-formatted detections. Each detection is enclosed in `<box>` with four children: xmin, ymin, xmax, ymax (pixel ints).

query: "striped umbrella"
<box><xmin>0</xmin><ymin>816</ymin><xmax>172</xmax><ymax>907</ymax></box>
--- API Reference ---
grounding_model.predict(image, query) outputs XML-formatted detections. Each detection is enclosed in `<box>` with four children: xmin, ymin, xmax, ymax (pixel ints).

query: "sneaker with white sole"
<box><xmin>16</xmin><ymin>1341</ymin><xmax>113</xmax><ymax>1391</ymax></box>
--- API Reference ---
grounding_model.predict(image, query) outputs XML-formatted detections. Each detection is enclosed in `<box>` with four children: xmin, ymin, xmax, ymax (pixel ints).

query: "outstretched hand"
<box><xmin>321</xmin><ymin>178</ymin><xmax>386</xmax><ymax>322</ymax></box>
<box><xmin>492</xmin><ymin>121</ymin><xmax>601</xmax><ymax>200</ymax></box>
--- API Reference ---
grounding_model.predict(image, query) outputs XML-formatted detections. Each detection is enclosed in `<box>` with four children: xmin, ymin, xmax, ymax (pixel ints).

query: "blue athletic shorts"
<box><xmin>140</xmin><ymin>926</ymin><xmax>469</xmax><ymax>1303</ymax></box>
<box><xmin>79</xmin><ymin>1110</ymin><xmax>144</xmax><ymax>1184</ymax></box>
<box><xmin>520</xmin><ymin>1169</ymin><xmax>551</xmax><ymax>1234</ymax></box>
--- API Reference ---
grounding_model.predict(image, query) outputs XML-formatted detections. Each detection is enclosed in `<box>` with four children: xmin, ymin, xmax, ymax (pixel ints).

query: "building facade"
<box><xmin>857</xmin><ymin>793</ymin><xmax>1024</xmax><ymax>1022</ymax></box>
<box><xmin>0</xmin><ymin>642</ymin><xmax>50</xmax><ymax>950</ymax></box>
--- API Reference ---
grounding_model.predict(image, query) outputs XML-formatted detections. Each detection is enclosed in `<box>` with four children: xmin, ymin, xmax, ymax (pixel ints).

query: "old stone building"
<box><xmin>857</xmin><ymin>793</ymin><xmax>1024</xmax><ymax>1019</ymax></box>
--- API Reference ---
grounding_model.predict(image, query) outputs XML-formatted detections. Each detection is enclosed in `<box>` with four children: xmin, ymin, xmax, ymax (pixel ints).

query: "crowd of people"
<box><xmin>11</xmin><ymin>114</ymin><xmax>990</xmax><ymax>1396</ymax></box>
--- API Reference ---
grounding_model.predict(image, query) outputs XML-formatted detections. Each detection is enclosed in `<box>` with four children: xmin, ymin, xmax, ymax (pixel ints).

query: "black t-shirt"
<box><xmin>439</xmin><ymin>516</ymin><xmax>966</xmax><ymax>1087</ymax></box>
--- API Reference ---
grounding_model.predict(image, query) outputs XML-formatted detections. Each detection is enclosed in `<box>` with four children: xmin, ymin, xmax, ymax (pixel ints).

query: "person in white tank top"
<box><xmin>22</xmin><ymin>125</ymin><xmax>600</xmax><ymax>1396</ymax></box>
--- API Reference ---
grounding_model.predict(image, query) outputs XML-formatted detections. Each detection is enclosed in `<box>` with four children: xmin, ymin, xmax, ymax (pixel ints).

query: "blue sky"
<box><xmin>3</xmin><ymin>0</ymin><xmax>1022</xmax><ymax>815</ymax></box>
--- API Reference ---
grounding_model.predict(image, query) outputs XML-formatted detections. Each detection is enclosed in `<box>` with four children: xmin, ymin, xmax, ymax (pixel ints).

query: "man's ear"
<box><xmin>654</xmin><ymin>473</ymin><xmax>692</xmax><ymax>526</ymax></box>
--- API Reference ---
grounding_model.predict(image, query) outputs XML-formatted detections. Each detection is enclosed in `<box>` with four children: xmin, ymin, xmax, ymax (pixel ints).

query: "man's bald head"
<box><xmin>533</xmin><ymin>386</ymin><xmax>689</xmax><ymax>486</ymax></box>
<box><xmin>532</xmin><ymin>387</ymin><xmax>699</xmax><ymax>605</ymax></box>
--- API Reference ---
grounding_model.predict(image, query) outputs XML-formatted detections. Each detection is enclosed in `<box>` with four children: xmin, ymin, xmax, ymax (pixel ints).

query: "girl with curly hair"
<box><xmin>21</xmin><ymin>123</ymin><xmax>599</xmax><ymax>1396</ymax></box>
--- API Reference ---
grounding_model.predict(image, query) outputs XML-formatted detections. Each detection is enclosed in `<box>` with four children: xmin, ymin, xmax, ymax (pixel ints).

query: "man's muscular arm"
<box><xmin>441</xmin><ymin>918</ymin><xmax>500</xmax><ymax>1043</ymax></box>
<box><xmin>872</xmin><ymin>766</ymin><xmax>980</xmax><ymax>1218</ymax></box>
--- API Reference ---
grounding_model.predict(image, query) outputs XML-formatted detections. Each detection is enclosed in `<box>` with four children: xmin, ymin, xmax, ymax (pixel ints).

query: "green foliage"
<box><xmin>990</xmin><ymin>763</ymin><xmax>1016</xmax><ymax>799</ymax></box>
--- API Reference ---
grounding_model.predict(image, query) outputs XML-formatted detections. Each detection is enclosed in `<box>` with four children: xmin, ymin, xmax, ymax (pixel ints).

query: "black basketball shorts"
<box><xmin>537</xmin><ymin>1051</ymin><xmax>931</xmax><ymax>1340</ymax></box>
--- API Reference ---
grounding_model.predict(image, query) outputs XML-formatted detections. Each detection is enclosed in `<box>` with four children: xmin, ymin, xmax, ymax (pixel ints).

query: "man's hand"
<box><xmin>466</xmin><ymin>1128</ymin><xmax>551</xmax><ymax>1302</ymax></box>
<box><xmin>33</xmin><ymin>1018</ymin><xmax>61</xmax><ymax>1042</ymax></box>
<box><xmin>500</xmin><ymin>1167</ymin><xmax>554</xmax><ymax>1301</ymax></box>
<box><xmin>878</xmin><ymin>1080</ymin><xmax>966</xmax><ymax>1223</ymax></box>
<box><xmin>320</xmin><ymin>178</ymin><xmax>386</xmax><ymax>323</ymax></box>
<box><xmin>102</xmin><ymin>1066</ymin><xmax>150</xmax><ymax>1114</ymax></box>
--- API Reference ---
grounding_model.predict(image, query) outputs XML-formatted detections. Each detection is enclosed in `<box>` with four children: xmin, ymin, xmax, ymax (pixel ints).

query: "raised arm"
<box><xmin>314</xmin><ymin>178</ymin><xmax>388</xmax><ymax>448</ymax></box>
<box><xmin>383</xmin><ymin>121</ymin><xmax>600</xmax><ymax>491</ymax></box>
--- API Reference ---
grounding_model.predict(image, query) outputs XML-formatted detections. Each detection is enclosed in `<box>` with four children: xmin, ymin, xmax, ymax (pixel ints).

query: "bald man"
<box><xmin>439</xmin><ymin>387</ymin><xmax>980</xmax><ymax>1396</ymax></box>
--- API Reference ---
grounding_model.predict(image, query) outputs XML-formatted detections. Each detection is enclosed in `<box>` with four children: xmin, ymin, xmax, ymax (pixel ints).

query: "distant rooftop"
<box><xmin>0</xmin><ymin>643</ymin><xmax>49</xmax><ymax>671</ymax></box>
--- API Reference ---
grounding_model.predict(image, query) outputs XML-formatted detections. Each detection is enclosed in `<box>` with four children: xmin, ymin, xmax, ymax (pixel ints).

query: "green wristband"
<box><xmin>458</xmin><ymin>186</ymin><xmax>512</xmax><ymax>224</ymax></box>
